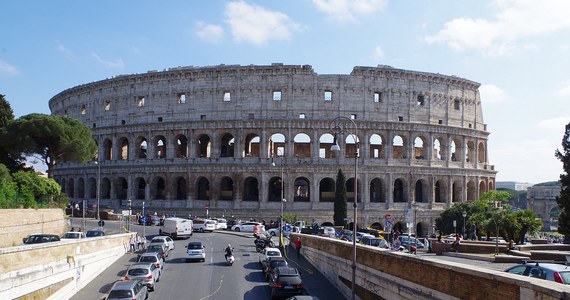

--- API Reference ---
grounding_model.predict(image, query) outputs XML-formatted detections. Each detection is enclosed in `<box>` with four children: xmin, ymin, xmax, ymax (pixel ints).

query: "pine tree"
<box><xmin>555</xmin><ymin>122</ymin><xmax>570</xmax><ymax>237</ymax></box>
<box><xmin>334</xmin><ymin>169</ymin><xmax>347</xmax><ymax>226</ymax></box>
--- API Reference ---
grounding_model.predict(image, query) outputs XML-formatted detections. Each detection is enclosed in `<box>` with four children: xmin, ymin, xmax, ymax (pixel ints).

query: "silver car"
<box><xmin>505</xmin><ymin>261</ymin><xmax>570</xmax><ymax>284</ymax></box>
<box><xmin>106</xmin><ymin>280</ymin><xmax>148</xmax><ymax>300</ymax></box>
<box><xmin>138</xmin><ymin>252</ymin><xmax>165</xmax><ymax>269</ymax></box>
<box><xmin>124</xmin><ymin>262</ymin><xmax>161</xmax><ymax>291</ymax></box>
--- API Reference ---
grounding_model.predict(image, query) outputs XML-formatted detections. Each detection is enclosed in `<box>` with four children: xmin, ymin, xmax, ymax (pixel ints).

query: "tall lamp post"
<box><xmin>127</xmin><ymin>198</ymin><xmax>132</xmax><ymax>232</ymax></box>
<box><xmin>330</xmin><ymin>116</ymin><xmax>359</xmax><ymax>300</ymax></box>
<box><xmin>94</xmin><ymin>160</ymin><xmax>101</xmax><ymax>221</ymax></box>
<box><xmin>462</xmin><ymin>211</ymin><xmax>467</xmax><ymax>239</ymax></box>
<box><xmin>271</xmin><ymin>152</ymin><xmax>287</xmax><ymax>248</ymax></box>
<box><xmin>492</xmin><ymin>201</ymin><xmax>503</xmax><ymax>255</ymax></box>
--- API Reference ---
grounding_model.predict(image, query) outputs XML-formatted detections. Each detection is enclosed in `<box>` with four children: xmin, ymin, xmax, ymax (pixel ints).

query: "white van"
<box><xmin>159</xmin><ymin>217</ymin><xmax>193</xmax><ymax>239</ymax></box>
<box><xmin>216</xmin><ymin>218</ymin><xmax>227</xmax><ymax>230</ymax></box>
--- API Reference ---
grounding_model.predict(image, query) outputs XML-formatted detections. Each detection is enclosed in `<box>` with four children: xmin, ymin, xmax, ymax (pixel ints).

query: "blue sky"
<box><xmin>1</xmin><ymin>0</ymin><xmax>570</xmax><ymax>184</ymax></box>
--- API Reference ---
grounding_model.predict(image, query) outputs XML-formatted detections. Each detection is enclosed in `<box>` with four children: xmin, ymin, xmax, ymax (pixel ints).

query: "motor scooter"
<box><xmin>226</xmin><ymin>254</ymin><xmax>234</xmax><ymax>266</ymax></box>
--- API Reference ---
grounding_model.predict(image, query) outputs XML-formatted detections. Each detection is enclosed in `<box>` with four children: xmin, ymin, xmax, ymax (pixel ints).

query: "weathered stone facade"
<box><xmin>49</xmin><ymin>64</ymin><xmax>496</xmax><ymax>235</ymax></box>
<box><xmin>527</xmin><ymin>184</ymin><xmax>561</xmax><ymax>230</ymax></box>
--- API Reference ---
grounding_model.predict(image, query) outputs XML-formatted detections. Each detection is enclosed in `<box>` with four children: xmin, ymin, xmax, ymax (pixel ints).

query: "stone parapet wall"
<box><xmin>293</xmin><ymin>233</ymin><xmax>570</xmax><ymax>300</ymax></box>
<box><xmin>0</xmin><ymin>209</ymin><xmax>66</xmax><ymax>248</ymax></box>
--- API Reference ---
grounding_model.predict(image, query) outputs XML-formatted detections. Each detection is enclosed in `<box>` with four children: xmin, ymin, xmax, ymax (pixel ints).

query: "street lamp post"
<box><xmin>272</xmin><ymin>152</ymin><xmax>287</xmax><ymax>248</ymax></box>
<box><xmin>462</xmin><ymin>211</ymin><xmax>467</xmax><ymax>239</ymax></box>
<box><xmin>492</xmin><ymin>201</ymin><xmax>503</xmax><ymax>255</ymax></box>
<box><xmin>330</xmin><ymin>116</ymin><xmax>359</xmax><ymax>300</ymax></box>
<box><xmin>127</xmin><ymin>198</ymin><xmax>132</xmax><ymax>232</ymax></box>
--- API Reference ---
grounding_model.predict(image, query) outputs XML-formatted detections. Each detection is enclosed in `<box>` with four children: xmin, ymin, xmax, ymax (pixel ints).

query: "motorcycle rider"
<box><xmin>224</xmin><ymin>244</ymin><xmax>234</xmax><ymax>261</ymax></box>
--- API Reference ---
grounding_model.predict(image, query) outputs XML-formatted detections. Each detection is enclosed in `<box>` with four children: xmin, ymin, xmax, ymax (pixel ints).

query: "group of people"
<box><xmin>128</xmin><ymin>234</ymin><xmax>147</xmax><ymax>252</ymax></box>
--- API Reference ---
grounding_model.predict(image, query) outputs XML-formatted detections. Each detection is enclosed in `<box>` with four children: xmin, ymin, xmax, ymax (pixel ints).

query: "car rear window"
<box><xmin>108</xmin><ymin>290</ymin><xmax>132</xmax><ymax>298</ymax></box>
<box><xmin>188</xmin><ymin>243</ymin><xmax>202</xmax><ymax>249</ymax></box>
<box><xmin>128</xmin><ymin>268</ymin><xmax>149</xmax><ymax>276</ymax></box>
<box><xmin>277</xmin><ymin>275</ymin><xmax>302</xmax><ymax>284</ymax></box>
<box><xmin>559</xmin><ymin>272</ymin><xmax>570</xmax><ymax>284</ymax></box>
<box><xmin>267</xmin><ymin>251</ymin><xmax>280</xmax><ymax>256</ymax></box>
<box><xmin>272</xmin><ymin>261</ymin><xmax>288</xmax><ymax>268</ymax></box>
<box><xmin>139</xmin><ymin>256</ymin><xmax>157</xmax><ymax>263</ymax></box>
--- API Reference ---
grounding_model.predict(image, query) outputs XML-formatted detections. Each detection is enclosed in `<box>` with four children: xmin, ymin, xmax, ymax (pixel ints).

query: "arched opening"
<box><xmin>294</xmin><ymin>177</ymin><xmax>310</xmax><ymax>202</ymax></box>
<box><xmin>197</xmin><ymin>135</ymin><xmax>211</xmax><ymax>158</ymax></box>
<box><xmin>319</xmin><ymin>178</ymin><xmax>335</xmax><ymax>202</ymax></box>
<box><xmin>101</xmin><ymin>178</ymin><xmax>111</xmax><ymax>199</ymax></box>
<box><xmin>478</xmin><ymin>142</ymin><xmax>486</xmax><ymax>163</ymax></box>
<box><xmin>433</xmin><ymin>138</ymin><xmax>442</xmax><ymax>160</ymax></box>
<box><xmin>103</xmin><ymin>139</ymin><xmax>113</xmax><ymax>160</ymax></box>
<box><xmin>467</xmin><ymin>180</ymin><xmax>477</xmax><ymax>201</ymax></box>
<box><xmin>244</xmin><ymin>133</ymin><xmax>260</xmax><ymax>157</ymax></box>
<box><xmin>318</xmin><ymin>133</ymin><xmax>335</xmax><ymax>158</ymax></box>
<box><xmin>220</xmin><ymin>133</ymin><xmax>235</xmax><ymax>158</ymax></box>
<box><xmin>175</xmin><ymin>177</ymin><xmax>187</xmax><ymax>200</ymax></box>
<box><xmin>196</xmin><ymin>177</ymin><xmax>210</xmax><ymax>200</ymax></box>
<box><xmin>136</xmin><ymin>137</ymin><xmax>148</xmax><ymax>159</ymax></box>
<box><xmin>415</xmin><ymin>180</ymin><xmax>427</xmax><ymax>203</ymax></box>
<box><xmin>268</xmin><ymin>177</ymin><xmax>282</xmax><ymax>202</ymax></box>
<box><xmin>452</xmin><ymin>180</ymin><xmax>462</xmax><ymax>202</ymax></box>
<box><xmin>413</xmin><ymin>137</ymin><xmax>427</xmax><ymax>159</ymax></box>
<box><xmin>370</xmin><ymin>178</ymin><xmax>385</xmax><ymax>202</ymax></box>
<box><xmin>393</xmin><ymin>179</ymin><xmax>406</xmax><ymax>202</ymax></box>
<box><xmin>392</xmin><ymin>135</ymin><xmax>405</xmax><ymax>159</ymax></box>
<box><xmin>115</xmin><ymin>177</ymin><xmax>128</xmax><ymax>200</ymax></box>
<box><xmin>293</xmin><ymin>133</ymin><xmax>311</xmax><ymax>158</ymax></box>
<box><xmin>153</xmin><ymin>177</ymin><xmax>166</xmax><ymax>199</ymax></box>
<box><xmin>135</xmin><ymin>178</ymin><xmax>146</xmax><ymax>200</ymax></box>
<box><xmin>119</xmin><ymin>137</ymin><xmax>129</xmax><ymax>160</ymax></box>
<box><xmin>269</xmin><ymin>133</ymin><xmax>285</xmax><ymax>158</ymax></box>
<box><xmin>78</xmin><ymin>178</ymin><xmax>85</xmax><ymax>198</ymax></box>
<box><xmin>346</xmin><ymin>177</ymin><xmax>360</xmax><ymax>203</ymax></box>
<box><xmin>155</xmin><ymin>136</ymin><xmax>166</xmax><ymax>159</ymax></box>
<box><xmin>176</xmin><ymin>135</ymin><xmax>188</xmax><ymax>158</ymax></box>
<box><xmin>243</xmin><ymin>177</ymin><xmax>259</xmax><ymax>201</ymax></box>
<box><xmin>220</xmin><ymin>177</ymin><xmax>234</xmax><ymax>200</ymax></box>
<box><xmin>369</xmin><ymin>134</ymin><xmax>383</xmax><ymax>159</ymax></box>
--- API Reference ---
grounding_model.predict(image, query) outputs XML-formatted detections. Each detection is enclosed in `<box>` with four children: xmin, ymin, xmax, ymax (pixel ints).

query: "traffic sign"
<box><xmin>98</xmin><ymin>220</ymin><xmax>105</xmax><ymax>227</ymax></box>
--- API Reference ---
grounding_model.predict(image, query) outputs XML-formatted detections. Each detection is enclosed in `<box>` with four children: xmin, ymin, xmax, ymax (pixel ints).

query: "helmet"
<box><xmin>228</xmin><ymin>244</ymin><xmax>231</xmax><ymax>247</ymax></box>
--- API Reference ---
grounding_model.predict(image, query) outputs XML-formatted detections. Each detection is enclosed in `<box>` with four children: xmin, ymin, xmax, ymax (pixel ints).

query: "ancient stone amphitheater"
<box><xmin>49</xmin><ymin>64</ymin><xmax>496</xmax><ymax>236</ymax></box>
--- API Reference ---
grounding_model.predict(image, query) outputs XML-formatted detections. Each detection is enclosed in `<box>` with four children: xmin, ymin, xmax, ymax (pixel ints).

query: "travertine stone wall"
<box><xmin>49</xmin><ymin>64</ymin><xmax>496</xmax><ymax>232</ymax></box>
<box><xmin>0</xmin><ymin>209</ymin><xmax>66</xmax><ymax>248</ymax></box>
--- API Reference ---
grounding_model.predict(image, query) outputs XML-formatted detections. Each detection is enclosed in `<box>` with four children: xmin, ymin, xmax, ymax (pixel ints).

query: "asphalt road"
<box><xmin>70</xmin><ymin>219</ymin><xmax>346</xmax><ymax>300</ymax></box>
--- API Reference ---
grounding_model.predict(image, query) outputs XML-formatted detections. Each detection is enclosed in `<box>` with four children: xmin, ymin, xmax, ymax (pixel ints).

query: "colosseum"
<box><xmin>49</xmin><ymin>63</ymin><xmax>496</xmax><ymax>236</ymax></box>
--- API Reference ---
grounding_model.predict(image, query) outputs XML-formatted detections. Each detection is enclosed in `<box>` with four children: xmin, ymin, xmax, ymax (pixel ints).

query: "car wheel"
<box><xmin>185</xmin><ymin>258</ymin><xmax>190</xmax><ymax>263</ymax></box>
<box><xmin>270</xmin><ymin>231</ymin><xmax>276</xmax><ymax>236</ymax></box>
<box><xmin>235</xmin><ymin>228</ymin><xmax>240</xmax><ymax>232</ymax></box>
<box><xmin>199</xmin><ymin>228</ymin><xmax>204</xmax><ymax>233</ymax></box>
<box><xmin>202</xmin><ymin>258</ymin><xmax>205</xmax><ymax>262</ymax></box>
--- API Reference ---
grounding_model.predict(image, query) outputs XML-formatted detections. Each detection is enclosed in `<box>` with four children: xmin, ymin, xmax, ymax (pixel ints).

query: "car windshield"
<box><xmin>108</xmin><ymin>290</ymin><xmax>133</xmax><ymax>298</ymax></box>
<box><xmin>267</xmin><ymin>251</ymin><xmax>280</xmax><ymax>256</ymax></box>
<box><xmin>62</xmin><ymin>233</ymin><xmax>79</xmax><ymax>238</ymax></box>
<box><xmin>128</xmin><ymin>268</ymin><xmax>149</xmax><ymax>276</ymax></box>
<box><xmin>188</xmin><ymin>244</ymin><xmax>202</xmax><ymax>249</ymax></box>
<box><xmin>139</xmin><ymin>256</ymin><xmax>157</xmax><ymax>263</ymax></box>
<box><xmin>86</xmin><ymin>231</ymin><xmax>103</xmax><ymax>237</ymax></box>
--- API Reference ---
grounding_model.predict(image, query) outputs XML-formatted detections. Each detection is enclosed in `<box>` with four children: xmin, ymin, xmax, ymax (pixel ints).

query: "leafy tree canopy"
<box><xmin>2</xmin><ymin>113</ymin><xmax>97</xmax><ymax>177</ymax></box>
<box><xmin>556</xmin><ymin>122</ymin><xmax>570</xmax><ymax>236</ymax></box>
<box><xmin>0</xmin><ymin>95</ymin><xmax>24</xmax><ymax>172</ymax></box>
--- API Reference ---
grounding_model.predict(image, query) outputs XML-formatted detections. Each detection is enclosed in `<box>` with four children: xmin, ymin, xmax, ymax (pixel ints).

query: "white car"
<box><xmin>193</xmin><ymin>219</ymin><xmax>216</xmax><ymax>232</ymax></box>
<box><xmin>61</xmin><ymin>231</ymin><xmax>86</xmax><ymax>240</ymax></box>
<box><xmin>150</xmin><ymin>236</ymin><xmax>175</xmax><ymax>252</ymax></box>
<box><xmin>267</xmin><ymin>225</ymin><xmax>291</xmax><ymax>237</ymax></box>
<box><xmin>232</xmin><ymin>222</ymin><xmax>265</xmax><ymax>232</ymax></box>
<box><xmin>259</xmin><ymin>247</ymin><xmax>282</xmax><ymax>264</ymax></box>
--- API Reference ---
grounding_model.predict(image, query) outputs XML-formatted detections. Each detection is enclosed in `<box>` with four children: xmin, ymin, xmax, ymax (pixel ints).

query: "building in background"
<box><xmin>527</xmin><ymin>182</ymin><xmax>561</xmax><ymax>231</ymax></box>
<box><xmin>496</xmin><ymin>181</ymin><xmax>534</xmax><ymax>191</ymax></box>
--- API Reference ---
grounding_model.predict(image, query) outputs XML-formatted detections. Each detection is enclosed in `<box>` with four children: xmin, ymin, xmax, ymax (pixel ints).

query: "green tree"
<box><xmin>555</xmin><ymin>122</ymin><xmax>570</xmax><ymax>237</ymax></box>
<box><xmin>0</xmin><ymin>95</ymin><xmax>25</xmax><ymax>172</ymax></box>
<box><xmin>0</xmin><ymin>164</ymin><xmax>17</xmax><ymax>208</ymax></box>
<box><xmin>3</xmin><ymin>114</ymin><xmax>97</xmax><ymax>178</ymax></box>
<box><xmin>333</xmin><ymin>169</ymin><xmax>347</xmax><ymax>227</ymax></box>
<box><xmin>12</xmin><ymin>171</ymin><xmax>62</xmax><ymax>206</ymax></box>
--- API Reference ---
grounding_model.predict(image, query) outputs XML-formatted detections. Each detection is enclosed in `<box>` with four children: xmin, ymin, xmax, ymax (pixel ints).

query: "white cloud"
<box><xmin>556</xmin><ymin>80</ymin><xmax>570</xmax><ymax>96</ymax></box>
<box><xmin>479</xmin><ymin>84</ymin><xmax>507</xmax><ymax>104</ymax></box>
<box><xmin>312</xmin><ymin>0</ymin><xmax>387</xmax><ymax>22</ymax></box>
<box><xmin>426</xmin><ymin>0</ymin><xmax>570</xmax><ymax>55</ymax></box>
<box><xmin>537</xmin><ymin>117</ymin><xmax>570</xmax><ymax>130</ymax></box>
<box><xmin>196</xmin><ymin>22</ymin><xmax>224</xmax><ymax>43</ymax></box>
<box><xmin>0</xmin><ymin>60</ymin><xmax>20</xmax><ymax>76</ymax></box>
<box><xmin>371</xmin><ymin>45</ymin><xmax>384</xmax><ymax>61</ymax></box>
<box><xmin>90</xmin><ymin>53</ymin><xmax>125</xmax><ymax>69</ymax></box>
<box><xmin>56</xmin><ymin>42</ymin><xmax>76</xmax><ymax>61</ymax></box>
<box><xmin>224</xmin><ymin>1</ymin><xmax>303</xmax><ymax>45</ymax></box>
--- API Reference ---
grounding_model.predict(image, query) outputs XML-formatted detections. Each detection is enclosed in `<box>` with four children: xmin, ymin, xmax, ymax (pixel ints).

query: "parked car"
<box><xmin>215</xmin><ymin>218</ymin><xmax>227</xmax><ymax>230</ymax></box>
<box><xmin>263</xmin><ymin>256</ymin><xmax>289</xmax><ymax>280</ymax></box>
<box><xmin>355</xmin><ymin>232</ymin><xmax>374</xmax><ymax>242</ymax></box>
<box><xmin>268</xmin><ymin>267</ymin><xmax>304</xmax><ymax>299</ymax></box>
<box><xmin>226</xmin><ymin>220</ymin><xmax>239</xmax><ymax>230</ymax></box>
<box><xmin>267</xmin><ymin>225</ymin><xmax>292</xmax><ymax>237</ymax></box>
<box><xmin>124</xmin><ymin>262</ymin><xmax>161</xmax><ymax>291</ymax></box>
<box><xmin>185</xmin><ymin>241</ymin><xmax>206</xmax><ymax>262</ymax></box>
<box><xmin>320</xmin><ymin>226</ymin><xmax>336</xmax><ymax>238</ymax></box>
<box><xmin>137</xmin><ymin>252</ymin><xmax>165</xmax><ymax>270</ymax></box>
<box><xmin>504</xmin><ymin>261</ymin><xmax>570</xmax><ymax>284</ymax></box>
<box><xmin>259</xmin><ymin>247</ymin><xmax>282</xmax><ymax>264</ymax></box>
<box><xmin>85</xmin><ymin>229</ymin><xmax>105</xmax><ymax>237</ymax></box>
<box><xmin>232</xmin><ymin>221</ymin><xmax>265</xmax><ymax>233</ymax></box>
<box><xmin>138</xmin><ymin>214</ymin><xmax>161</xmax><ymax>226</ymax></box>
<box><xmin>145</xmin><ymin>243</ymin><xmax>168</xmax><ymax>259</ymax></box>
<box><xmin>398</xmin><ymin>236</ymin><xmax>425</xmax><ymax>249</ymax></box>
<box><xmin>360</xmin><ymin>236</ymin><xmax>390</xmax><ymax>249</ymax></box>
<box><xmin>192</xmin><ymin>219</ymin><xmax>216</xmax><ymax>232</ymax></box>
<box><xmin>106</xmin><ymin>279</ymin><xmax>148</xmax><ymax>300</ymax></box>
<box><xmin>22</xmin><ymin>233</ymin><xmax>60</xmax><ymax>245</ymax></box>
<box><xmin>61</xmin><ymin>231</ymin><xmax>87</xmax><ymax>240</ymax></box>
<box><xmin>150</xmin><ymin>236</ymin><xmax>175</xmax><ymax>252</ymax></box>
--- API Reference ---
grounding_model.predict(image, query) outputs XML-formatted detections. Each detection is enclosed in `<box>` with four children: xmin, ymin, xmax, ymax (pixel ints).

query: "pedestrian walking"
<box><xmin>129</xmin><ymin>235</ymin><xmax>136</xmax><ymax>252</ymax></box>
<box><xmin>295</xmin><ymin>237</ymin><xmax>302</xmax><ymax>258</ymax></box>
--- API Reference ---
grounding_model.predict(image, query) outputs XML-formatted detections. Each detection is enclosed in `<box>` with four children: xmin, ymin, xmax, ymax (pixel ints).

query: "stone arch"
<box><xmin>197</xmin><ymin>134</ymin><xmax>211</xmax><ymax>158</ymax></box>
<box><xmin>78</xmin><ymin>178</ymin><xmax>85</xmax><ymax>198</ymax></box>
<box><xmin>293</xmin><ymin>177</ymin><xmax>310</xmax><ymax>202</ymax></box>
<box><xmin>115</xmin><ymin>177</ymin><xmax>128</xmax><ymax>200</ymax></box>
<box><xmin>220</xmin><ymin>176</ymin><xmax>234</xmax><ymax>200</ymax></box>
<box><xmin>392</xmin><ymin>135</ymin><xmax>406</xmax><ymax>159</ymax></box>
<box><xmin>220</xmin><ymin>133</ymin><xmax>235</xmax><ymax>158</ymax></box>
<box><xmin>413</xmin><ymin>136</ymin><xmax>427</xmax><ymax>159</ymax></box>
<box><xmin>478</xmin><ymin>142</ymin><xmax>485</xmax><ymax>163</ymax></box>
<box><xmin>268</xmin><ymin>177</ymin><xmax>282</xmax><ymax>202</ymax></box>
<box><xmin>435</xmin><ymin>180</ymin><xmax>446</xmax><ymax>203</ymax></box>
<box><xmin>88</xmin><ymin>177</ymin><xmax>96</xmax><ymax>198</ymax></box>
<box><xmin>135</xmin><ymin>177</ymin><xmax>146</xmax><ymax>200</ymax></box>
<box><xmin>346</xmin><ymin>177</ymin><xmax>360</xmax><ymax>203</ymax></box>
<box><xmin>269</xmin><ymin>133</ymin><xmax>285</xmax><ymax>157</ymax></box>
<box><xmin>293</xmin><ymin>132</ymin><xmax>311</xmax><ymax>158</ymax></box>
<box><xmin>67</xmin><ymin>178</ymin><xmax>75</xmax><ymax>198</ymax></box>
<box><xmin>467</xmin><ymin>180</ymin><xmax>477</xmax><ymax>201</ymax></box>
<box><xmin>175</xmin><ymin>176</ymin><xmax>187</xmax><ymax>200</ymax></box>
<box><xmin>243</xmin><ymin>176</ymin><xmax>259</xmax><ymax>201</ymax></box>
<box><xmin>393</xmin><ymin>178</ymin><xmax>407</xmax><ymax>203</ymax></box>
<box><xmin>319</xmin><ymin>177</ymin><xmax>335</xmax><ymax>202</ymax></box>
<box><xmin>103</xmin><ymin>139</ymin><xmax>113</xmax><ymax>160</ymax></box>
<box><xmin>154</xmin><ymin>135</ymin><xmax>166</xmax><ymax>159</ymax></box>
<box><xmin>244</xmin><ymin>133</ymin><xmax>260</xmax><ymax>157</ymax></box>
<box><xmin>466</xmin><ymin>140</ymin><xmax>475</xmax><ymax>163</ymax></box>
<box><xmin>152</xmin><ymin>176</ymin><xmax>166</xmax><ymax>199</ymax></box>
<box><xmin>136</xmin><ymin>136</ymin><xmax>148</xmax><ymax>159</ymax></box>
<box><xmin>369</xmin><ymin>134</ymin><xmax>383</xmax><ymax>159</ymax></box>
<box><xmin>416</xmin><ymin>221</ymin><xmax>429</xmax><ymax>238</ymax></box>
<box><xmin>433</xmin><ymin>138</ymin><xmax>442</xmax><ymax>160</ymax></box>
<box><xmin>414</xmin><ymin>179</ymin><xmax>429</xmax><ymax>203</ymax></box>
<box><xmin>318</xmin><ymin>133</ymin><xmax>335</xmax><ymax>158</ymax></box>
<box><xmin>196</xmin><ymin>177</ymin><xmax>210</xmax><ymax>200</ymax></box>
<box><xmin>452</xmin><ymin>180</ymin><xmax>462</xmax><ymax>202</ymax></box>
<box><xmin>175</xmin><ymin>135</ymin><xmax>188</xmax><ymax>158</ymax></box>
<box><xmin>479</xmin><ymin>180</ymin><xmax>487</xmax><ymax>194</ymax></box>
<box><xmin>118</xmin><ymin>137</ymin><xmax>129</xmax><ymax>160</ymax></box>
<box><xmin>344</xmin><ymin>133</ymin><xmax>359</xmax><ymax>159</ymax></box>
<box><xmin>450</xmin><ymin>137</ymin><xmax>463</xmax><ymax>162</ymax></box>
<box><xmin>101</xmin><ymin>177</ymin><xmax>111</xmax><ymax>199</ymax></box>
<box><xmin>370</xmin><ymin>178</ymin><xmax>385</xmax><ymax>203</ymax></box>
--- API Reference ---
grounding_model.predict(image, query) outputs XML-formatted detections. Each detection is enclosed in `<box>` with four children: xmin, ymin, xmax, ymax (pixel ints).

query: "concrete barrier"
<box><xmin>292</xmin><ymin>233</ymin><xmax>570</xmax><ymax>300</ymax></box>
<box><xmin>0</xmin><ymin>232</ymin><xmax>134</xmax><ymax>300</ymax></box>
<box><xmin>0</xmin><ymin>209</ymin><xmax>67</xmax><ymax>248</ymax></box>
